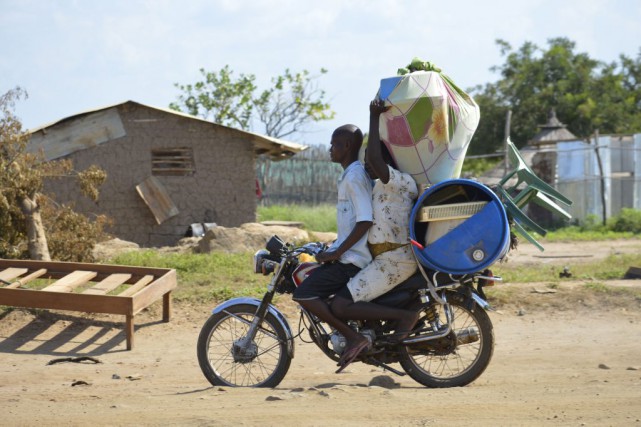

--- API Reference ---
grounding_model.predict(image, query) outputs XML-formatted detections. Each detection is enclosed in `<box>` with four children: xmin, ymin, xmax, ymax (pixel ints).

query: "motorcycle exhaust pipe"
<box><xmin>402</xmin><ymin>324</ymin><xmax>480</xmax><ymax>346</ymax></box>
<box><xmin>402</xmin><ymin>323</ymin><xmax>452</xmax><ymax>344</ymax></box>
<box><xmin>455</xmin><ymin>327</ymin><xmax>480</xmax><ymax>345</ymax></box>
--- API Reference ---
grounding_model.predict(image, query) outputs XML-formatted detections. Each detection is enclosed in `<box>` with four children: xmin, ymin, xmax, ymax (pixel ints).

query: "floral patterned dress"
<box><xmin>347</xmin><ymin>166</ymin><xmax>419</xmax><ymax>302</ymax></box>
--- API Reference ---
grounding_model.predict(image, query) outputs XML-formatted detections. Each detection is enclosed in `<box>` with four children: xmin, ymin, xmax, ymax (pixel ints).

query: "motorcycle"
<box><xmin>196</xmin><ymin>233</ymin><xmax>501</xmax><ymax>388</ymax></box>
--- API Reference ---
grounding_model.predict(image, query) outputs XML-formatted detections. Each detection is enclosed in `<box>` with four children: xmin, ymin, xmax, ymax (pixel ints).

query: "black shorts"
<box><xmin>333</xmin><ymin>285</ymin><xmax>354</xmax><ymax>302</ymax></box>
<box><xmin>292</xmin><ymin>262</ymin><xmax>360</xmax><ymax>301</ymax></box>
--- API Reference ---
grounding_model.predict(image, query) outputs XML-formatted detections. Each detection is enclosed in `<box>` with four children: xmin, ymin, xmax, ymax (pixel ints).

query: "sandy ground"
<box><xmin>2</xmin><ymin>240</ymin><xmax>641</xmax><ymax>426</ymax></box>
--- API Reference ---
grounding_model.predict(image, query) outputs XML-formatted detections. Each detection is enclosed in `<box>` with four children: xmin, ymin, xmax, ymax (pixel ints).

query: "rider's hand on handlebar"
<box><xmin>315</xmin><ymin>249</ymin><xmax>340</xmax><ymax>264</ymax></box>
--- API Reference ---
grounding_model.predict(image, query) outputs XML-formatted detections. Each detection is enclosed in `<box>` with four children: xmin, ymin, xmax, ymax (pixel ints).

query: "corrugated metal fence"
<box><xmin>556</xmin><ymin>133</ymin><xmax>641</xmax><ymax>222</ymax></box>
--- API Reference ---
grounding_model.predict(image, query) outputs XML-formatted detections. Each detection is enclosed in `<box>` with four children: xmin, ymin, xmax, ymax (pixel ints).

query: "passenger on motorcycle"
<box><xmin>331</xmin><ymin>99</ymin><xmax>420</xmax><ymax>354</ymax></box>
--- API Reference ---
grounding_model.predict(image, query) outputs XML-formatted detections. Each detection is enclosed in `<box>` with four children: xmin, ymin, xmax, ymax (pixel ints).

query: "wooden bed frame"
<box><xmin>0</xmin><ymin>259</ymin><xmax>177</xmax><ymax>350</ymax></box>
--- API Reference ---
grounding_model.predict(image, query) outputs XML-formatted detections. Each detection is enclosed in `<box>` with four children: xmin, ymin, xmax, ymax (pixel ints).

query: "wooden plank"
<box><xmin>118</xmin><ymin>275</ymin><xmax>154</xmax><ymax>297</ymax></box>
<box><xmin>126</xmin><ymin>314</ymin><xmax>134</xmax><ymax>350</ymax></box>
<box><xmin>0</xmin><ymin>288</ymin><xmax>132</xmax><ymax>315</ymax></box>
<box><xmin>5</xmin><ymin>268</ymin><xmax>47</xmax><ymax>289</ymax></box>
<box><xmin>83</xmin><ymin>273</ymin><xmax>132</xmax><ymax>295</ymax></box>
<box><xmin>152</xmin><ymin>156</ymin><xmax>192</xmax><ymax>162</ymax></box>
<box><xmin>162</xmin><ymin>292</ymin><xmax>172</xmax><ymax>322</ymax></box>
<box><xmin>0</xmin><ymin>268</ymin><xmax>29</xmax><ymax>284</ymax></box>
<box><xmin>151</xmin><ymin>168</ymin><xmax>195</xmax><ymax>174</ymax></box>
<box><xmin>41</xmin><ymin>270</ymin><xmax>98</xmax><ymax>293</ymax></box>
<box><xmin>0</xmin><ymin>259</ymin><xmax>172</xmax><ymax>282</ymax></box>
<box><xmin>132</xmin><ymin>270</ymin><xmax>177</xmax><ymax>315</ymax></box>
<box><xmin>135</xmin><ymin>176</ymin><xmax>179</xmax><ymax>224</ymax></box>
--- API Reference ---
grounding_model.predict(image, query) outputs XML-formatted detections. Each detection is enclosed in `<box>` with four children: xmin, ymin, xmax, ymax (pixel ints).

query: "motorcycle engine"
<box><xmin>329</xmin><ymin>331</ymin><xmax>347</xmax><ymax>355</ymax></box>
<box><xmin>330</xmin><ymin>328</ymin><xmax>376</xmax><ymax>355</ymax></box>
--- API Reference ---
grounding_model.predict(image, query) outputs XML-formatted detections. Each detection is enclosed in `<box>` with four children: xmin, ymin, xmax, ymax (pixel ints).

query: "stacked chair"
<box><xmin>495</xmin><ymin>139</ymin><xmax>572</xmax><ymax>251</ymax></box>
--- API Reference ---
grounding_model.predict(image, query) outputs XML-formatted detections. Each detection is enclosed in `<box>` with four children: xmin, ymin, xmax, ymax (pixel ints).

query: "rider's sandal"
<box><xmin>335</xmin><ymin>340</ymin><xmax>370</xmax><ymax>374</ymax></box>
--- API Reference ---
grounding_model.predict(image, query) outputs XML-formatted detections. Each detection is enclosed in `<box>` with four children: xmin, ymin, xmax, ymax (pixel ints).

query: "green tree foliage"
<box><xmin>0</xmin><ymin>87</ymin><xmax>109</xmax><ymax>261</ymax></box>
<box><xmin>470</xmin><ymin>38</ymin><xmax>641</xmax><ymax>154</ymax></box>
<box><xmin>170</xmin><ymin>66</ymin><xmax>335</xmax><ymax>138</ymax></box>
<box><xmin>170</xmin><ymin>65</ymin><xmax>257</xmax><ymax>130</ymax></box>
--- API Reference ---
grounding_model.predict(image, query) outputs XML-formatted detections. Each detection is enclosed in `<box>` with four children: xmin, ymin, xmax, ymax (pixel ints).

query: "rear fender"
<box><xmin>451</xmin><ymin>288</ymin><xmax>492</xmax><ymax>312</ymax></box>
<box><xmin>212</xmin><ymin>297</ymin><xmax>295</xmax><ymax>358</ymax></box>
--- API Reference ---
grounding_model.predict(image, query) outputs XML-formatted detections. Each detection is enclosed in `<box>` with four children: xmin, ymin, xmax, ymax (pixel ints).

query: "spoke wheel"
<box><xmin>197</xmin><ymin>304</ymin><xmax>291</xmax><ymax>388</ymax></box>
<box><xmin>399</xmin><ymin>292</ymin><xmax>494</xmax><ymax>388</ymax></box>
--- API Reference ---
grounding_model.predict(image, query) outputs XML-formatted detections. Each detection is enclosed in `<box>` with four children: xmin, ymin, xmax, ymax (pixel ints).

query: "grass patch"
<box><xmin>104</xmin><ymin>244</ymin><xmax>641</xmax><ymax>306</ymax></box>
<box><xmin>257</xmin><ymin>204</ymin><xmax>336</xmax><ymax>232</ymax></box>
<box><xmin>544</xmin><ymin>228</ymin><xmax>636</xmax><ymax>242</ymax></box>
<box><xmin>492</xmin><ymin>252</ymin><xmax>641</xmax><ymax>283</ymax></box>
<box><xmin>108</xmin><ymin>250</ymin><xmax>271</xmax><ymax>303</ymax></box>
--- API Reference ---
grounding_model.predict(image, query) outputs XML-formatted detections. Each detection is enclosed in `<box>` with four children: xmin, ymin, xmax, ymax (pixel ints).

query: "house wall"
<box><xmin>40</xmin><ymin>103</ymin><xmax>257</xmax><ymax>246</ymax></box>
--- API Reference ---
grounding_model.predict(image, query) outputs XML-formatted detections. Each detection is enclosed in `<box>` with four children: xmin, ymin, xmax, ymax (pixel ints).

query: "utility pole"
<box><xmin>504</xmin><ymin>109</ymin><xmax>512</xmax><ymax>174</ymax></box>
<box><xmin>593</xmin><ymin>129</ymin><xmax>607</xmax><ymax>226</ymax></box>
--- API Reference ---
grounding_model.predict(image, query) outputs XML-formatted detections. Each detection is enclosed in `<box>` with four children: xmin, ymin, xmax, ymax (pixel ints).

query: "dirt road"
<box><xmin>1</xmin><ymin>240</ymin><xmax>641</xmax><ymax>426</ymax></box>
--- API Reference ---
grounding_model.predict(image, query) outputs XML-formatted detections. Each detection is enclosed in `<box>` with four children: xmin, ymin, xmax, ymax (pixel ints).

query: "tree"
<box><xmin>0</xmin><ymin>87</ymin><xmax>108</xmax><ymax>261</ymax></box>
<box><xmin>469</xmin><ymin>38</ymin><xmax>641</xmax><ymax>154</ymax></box>
<box><xmin>170</xmin><ymin>66</ymin><xmax>335</xmax><ymax>139</ymax></box>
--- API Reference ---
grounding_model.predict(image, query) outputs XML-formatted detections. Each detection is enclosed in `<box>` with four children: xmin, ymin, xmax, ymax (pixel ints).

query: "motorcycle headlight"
<box><xmin>253</xmin><ymin>249</ymin><xmax>269</xmax><ymax>274</ymax></box>
<box><xmin>253</xmin><ymin>249</ymin><xmax>278</xmax><ymax>275</ymax></box>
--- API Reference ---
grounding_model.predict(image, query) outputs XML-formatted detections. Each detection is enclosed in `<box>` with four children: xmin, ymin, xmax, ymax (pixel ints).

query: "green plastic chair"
<box><xmin>495</xmin><ymin>139</ymin><xmax>573</xmax><ymax>251</ymax></box>
<box><xmin>499</xmin><ymin>139</ymin><xmax>573</xmax><ymax>207</ymax></box>
<box><xmin>514</xmin><ymin>190</ymin><xmax>572</xmax><ymax>220</ymax></box>
<box><xmin>495</xmin><ymin>186</ymin><xmax>547</xmax><ymax>237</ymax></box>
<box><xmin>511</xmin><ymin>218</ymin><xmax>545</xmax><ymax>251</ymax></box>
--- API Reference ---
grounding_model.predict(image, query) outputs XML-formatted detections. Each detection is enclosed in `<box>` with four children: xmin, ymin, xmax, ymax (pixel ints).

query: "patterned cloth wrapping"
<box><xmin>377</xmin><ymin>67</ymin><xmax>480</xmax><ymax>186</ymax></box>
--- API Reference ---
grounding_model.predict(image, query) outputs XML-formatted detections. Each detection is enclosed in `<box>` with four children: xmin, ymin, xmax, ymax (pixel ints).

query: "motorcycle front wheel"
<box><xmin>399</xmin><ymin>292</ymin><xmax>494</xmax><ymax>388</ymax></box>
<box><xmin>197</xmin><ymin>303</ymin><xmax>292</xmax><ymax>387</ymax></box>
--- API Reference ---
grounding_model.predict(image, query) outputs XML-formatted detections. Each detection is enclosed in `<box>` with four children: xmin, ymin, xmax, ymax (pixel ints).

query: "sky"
<box><xmin>2</xmin><ymin>0</ymin><xmax>641</xmax><ymax>147</ymax></box>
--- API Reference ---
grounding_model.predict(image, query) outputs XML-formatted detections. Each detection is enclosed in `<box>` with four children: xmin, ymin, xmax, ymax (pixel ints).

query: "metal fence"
<box><xmin>257</xmin><ymin>134</ymin><xmax>641</xmax><ymax>221</ymax></box>
<box><xmin>556</xmin><ymin>134</ymin><xmax>641</xmax><ymax>222</ymax></box>
<box><xmin>256</xmin><ymin>145</ymin><xmax>342</xmax><ymax>205</ymax></box>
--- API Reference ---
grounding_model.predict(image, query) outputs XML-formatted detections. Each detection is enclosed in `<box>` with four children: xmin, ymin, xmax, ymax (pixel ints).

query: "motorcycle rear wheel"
<box><xmin>197</xmin><ymin>303</ymin><xmax>292</xmax><ymax>387</ymax></box>
<box><xmin>399</xmin><ymin>292</ymin><xmax>494</xmax><ymax>388</ymax></box>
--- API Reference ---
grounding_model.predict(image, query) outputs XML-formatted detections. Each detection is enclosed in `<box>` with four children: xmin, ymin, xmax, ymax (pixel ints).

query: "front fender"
<box><xmin>212</xmin><ymin>297</ymin><xmax>295</xmax><ymax>358</ymax></box>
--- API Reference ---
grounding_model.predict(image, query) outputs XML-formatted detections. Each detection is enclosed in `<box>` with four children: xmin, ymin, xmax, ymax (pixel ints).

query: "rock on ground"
<box><xmin>198</xmin><ymin>222</ymin><xmax>310</xmax><ymax>253</ymax></box>
<box><xmin>92</xmin><ymin>238</ymin><xmax>140</xmax><ymax>261</ymax></box>
<box><xmin>93</xmin><ymin>223</ymin><xmax>337</xmax><ymax>259</ymax></box>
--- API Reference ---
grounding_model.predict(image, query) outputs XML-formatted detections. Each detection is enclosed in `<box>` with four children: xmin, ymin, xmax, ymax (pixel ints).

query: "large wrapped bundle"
<box><xmin>377</xmin><ymin>59</ymin><xmax>480</xmax><ymax>186</ymax></box>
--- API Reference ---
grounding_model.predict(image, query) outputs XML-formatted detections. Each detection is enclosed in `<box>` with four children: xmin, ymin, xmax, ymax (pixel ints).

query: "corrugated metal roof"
<box><xmin>27</xmin><ymin>100</ymin><xmax>308</xmax><ymax>160</ymax></box>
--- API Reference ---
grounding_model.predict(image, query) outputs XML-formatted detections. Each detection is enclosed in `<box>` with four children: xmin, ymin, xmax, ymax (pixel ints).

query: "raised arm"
<box><xmin>366</xmin><ymin>99</ymin><xmax>391</xmax><ymax>184</ymax></box>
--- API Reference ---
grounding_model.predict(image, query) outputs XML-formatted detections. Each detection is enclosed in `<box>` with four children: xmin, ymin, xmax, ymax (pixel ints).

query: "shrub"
<box><xmin>42</xmin><ymin>201</ymin><xmax>112</xmax><ymax>262</ymax></box>
<box><xmin>609</xmin><ymin>208</ymin><xmax>641</xmax><ymax>234</ymax></box>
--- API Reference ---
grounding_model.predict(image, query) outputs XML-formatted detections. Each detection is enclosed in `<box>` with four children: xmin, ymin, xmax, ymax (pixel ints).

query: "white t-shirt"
<box><xmin>328</xmin><ymin>161</ymin><xmax>373</xmax><ymax>268</ymax></box>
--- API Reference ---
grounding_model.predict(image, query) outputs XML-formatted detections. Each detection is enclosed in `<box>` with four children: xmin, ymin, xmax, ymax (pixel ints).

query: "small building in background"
<box><xmin>525</xmin><ymin>110</ymin><xmax>641</xmax><ymax>224</ymax></box>
<box><xmin>27</xmin><ymin>101</ymin><xmax>306</xmax><ymax>246</ymax></box>
<box><xmin>526</xmin><ymin>110</ymin><xmax>578</xmax><ymax>226</ymax></box>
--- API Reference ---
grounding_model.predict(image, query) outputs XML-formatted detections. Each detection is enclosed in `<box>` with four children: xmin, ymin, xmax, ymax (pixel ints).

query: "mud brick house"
<box><xmin>27</xmin><ymin>101</ymin><xmax>306</xmax><ymax>246</ymax></box>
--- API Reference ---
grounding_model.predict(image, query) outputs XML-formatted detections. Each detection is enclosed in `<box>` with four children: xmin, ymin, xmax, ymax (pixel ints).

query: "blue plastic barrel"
<box><xmin>409</xmin><ymin>179</ymin><xmax>510</xmax><ymax>275</ymax></box>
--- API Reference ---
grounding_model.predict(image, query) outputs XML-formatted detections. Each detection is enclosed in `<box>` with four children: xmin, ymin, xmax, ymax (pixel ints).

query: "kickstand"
<box><xmin>366</xmin><ymin>357</ymin><xmax>406</xmax><ymax>377</ymax></box>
